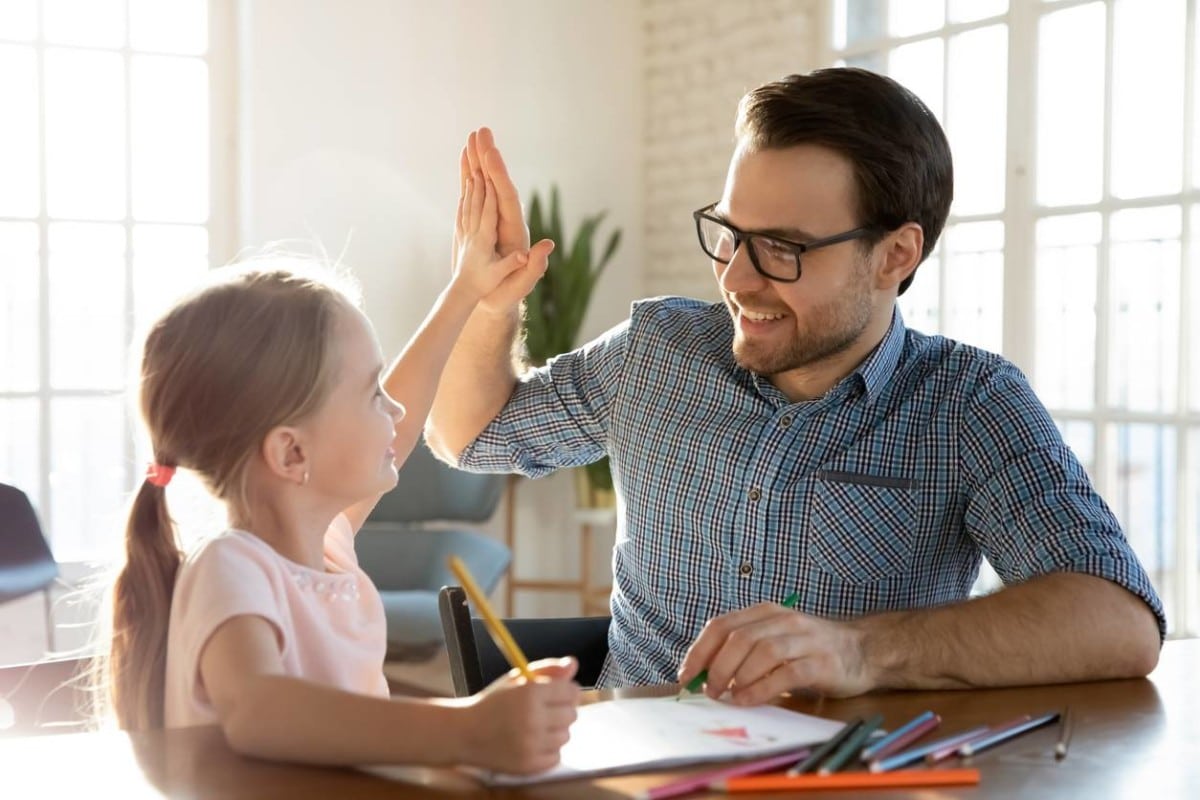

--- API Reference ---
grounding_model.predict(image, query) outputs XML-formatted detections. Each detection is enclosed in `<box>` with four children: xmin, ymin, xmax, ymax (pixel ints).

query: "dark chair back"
<box><xmin>0</xmin><ymin>483</ymin><xmax>58</xmax><ymax>604</ymax></box>
<box><xmin>0</xmin><ymin>657</ymin><xmax>91</xmax><ymax>737</ymax></box>
<box><xmin>438</xmin><ymin>585</ymin><xmax>611</xmax><ymax>697</ymax></box>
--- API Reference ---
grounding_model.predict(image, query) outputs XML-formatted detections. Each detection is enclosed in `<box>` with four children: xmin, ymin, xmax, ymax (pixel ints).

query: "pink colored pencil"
<box><xmin>925</xmin><ymin>714</ymin><xmax>1032</xmax><ymax>763</ymax></box>
<box><xmin>633</xmin><ymin>748</ymin><xmax>811</xmax><ymax>800</ymax></box>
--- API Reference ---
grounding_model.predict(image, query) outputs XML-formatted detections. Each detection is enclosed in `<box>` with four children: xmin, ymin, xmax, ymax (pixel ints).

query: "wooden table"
<box><xmin>5</xmin><ymin>639</ymin><xmax>1198</xmax><ymax>798</ymax></box>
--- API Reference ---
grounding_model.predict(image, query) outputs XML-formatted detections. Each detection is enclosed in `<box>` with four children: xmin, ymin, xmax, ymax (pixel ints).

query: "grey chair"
<box><xmin>355</xmin><ymin>443</ymin><xmax>510</xmax><ymax>660</ymax></box>
<box><xmin>438</xmin><ymin>585</ymin><xmax>611</xmax><ymax>696</ymax></box>
<box><xmin>0</xmin><ymin>483</ymin><xmax>58</xmax><ymax>652</ymax></box>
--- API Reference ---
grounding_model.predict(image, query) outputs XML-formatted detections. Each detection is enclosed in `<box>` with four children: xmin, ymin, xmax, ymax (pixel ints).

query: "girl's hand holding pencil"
<box><xmin>454</xmin><ymin>656</ymin><xmax>581</xmax><ymax>775</ymax></box>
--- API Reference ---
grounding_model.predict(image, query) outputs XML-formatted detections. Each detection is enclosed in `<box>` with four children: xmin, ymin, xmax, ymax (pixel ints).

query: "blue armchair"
<box><xmin>354</xmin><ymin>443</ymin><xmax>509</xmax><ymax>660</ymax></box>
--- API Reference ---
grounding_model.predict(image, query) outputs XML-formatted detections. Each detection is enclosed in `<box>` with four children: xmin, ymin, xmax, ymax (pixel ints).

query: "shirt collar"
<box><xmin>854</xmin><ymin>304</ymin><xmax>906</xmax><ymax>404</ymax></box>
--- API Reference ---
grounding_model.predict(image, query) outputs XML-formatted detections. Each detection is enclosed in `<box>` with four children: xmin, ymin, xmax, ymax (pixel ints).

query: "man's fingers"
<box><xmin>459</xmin><ymin>145</ymin><xmax>470</xmax><ymax>192</ymax></box>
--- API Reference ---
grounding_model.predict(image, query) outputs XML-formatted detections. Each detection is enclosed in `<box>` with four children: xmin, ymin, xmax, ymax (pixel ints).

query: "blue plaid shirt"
<box><xmin>460</xmin><ymin>297</ymin><xmax>1166</xmax><ymax>687</ymax></box>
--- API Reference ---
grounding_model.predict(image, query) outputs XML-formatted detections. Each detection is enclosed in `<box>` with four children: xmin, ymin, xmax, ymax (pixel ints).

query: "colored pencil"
<box><xmin>676</xmin><ymin>591</ymin><xmax>801</xmax><ymax>700</ymax></box>
<box><xmin>817</xmin><ymin>713</ymin><xmax>884</xmax><ymax>775</ymax></box>
<box><xmin>786</xmin><ymin>717</ymin><xmax>863</xmax><ymax>776</ymax></box>
<box><xmin>860</xmin><ymin>710</ymin><xmax>939</xmax><ymax>762</ymax></box>
<box><xmin>869</xmin><ymin>725</ymin><xmax>989</xmax><ymax>772</ymax></box>
<box><xmin>959</xmin><ymin>711</ymin><xmax>1059</xmax><ymax>757</ymax></box>
<box><xmin>925</xmin><ymin>714</ymin><xmax>1031</xmax><ymax>763</ymax></box>
<box><xmin>448</xmin><ymin>556</ymin><xmax>533</xmax><ymax>680</ymax></box>
<box><xmin>633</xmin><ymin>748</ymin><xmax>812</xmax><ymax>800</ymax></box>
<box><xmin>716</xmin><ymin>767</ymin><xmax>982</xmax><ymax>793</ymax></box>
<box><xmin>1055</xmin><ymin>706</ymin><xmax>1073</xmax><ymax>760</ymax></box>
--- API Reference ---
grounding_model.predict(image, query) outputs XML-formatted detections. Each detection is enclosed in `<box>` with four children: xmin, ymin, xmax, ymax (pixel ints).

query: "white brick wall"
<box><xmin>643</xmin><ymin>0</ymin><xmax>824</xmax><ymax>300</ymax></box>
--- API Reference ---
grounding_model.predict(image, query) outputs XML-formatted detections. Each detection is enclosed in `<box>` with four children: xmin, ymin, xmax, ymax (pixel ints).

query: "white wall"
<box><xmin>238</xmin><ymin>0</ymin><xmax>643</xmax><ymax>353</ymax></box>
<box><xmin>643</xmin><ymin>0</ymin><xmax>825</xmax><ymax>299</ymax></box>
<box><xmin>236</xmin><ymin>0</ymin><xmax>643</xmax><ymax>615</ymax></box>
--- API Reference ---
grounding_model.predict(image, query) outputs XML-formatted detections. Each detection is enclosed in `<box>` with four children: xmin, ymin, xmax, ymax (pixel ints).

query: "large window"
<box><xmin>832</xmin><ymin>0</ymin><xmax>1199</xmax><ymax>636</ymax></box>
<box><xmin>0</xmin><ymin>0</ymin><xmax>230</xmax><ymax>561</ymax></box>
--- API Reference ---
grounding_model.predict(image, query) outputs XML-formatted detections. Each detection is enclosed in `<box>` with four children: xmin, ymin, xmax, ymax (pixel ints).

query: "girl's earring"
<box><xmin>301</xmin><ymin>471</ymin><xmax>310</xmax><ymax>486</ymax></box>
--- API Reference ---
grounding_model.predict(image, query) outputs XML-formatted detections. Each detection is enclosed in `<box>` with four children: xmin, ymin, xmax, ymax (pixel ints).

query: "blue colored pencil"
<box><xmin>959</xmin><ymin>711</ymin><xmax>1060</xmax><ymax>757</ymax></box>
<box><xmin>860</xmin><ymin>710</ymin><xmax>939</xmax><ymax>762</ymax></box>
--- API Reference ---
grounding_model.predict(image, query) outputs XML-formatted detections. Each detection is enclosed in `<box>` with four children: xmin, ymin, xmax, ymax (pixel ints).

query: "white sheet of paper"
<box><xmin>365</xmin><ymin>695</ymin><xmax>845</xmax><ymax>787</ymax></box>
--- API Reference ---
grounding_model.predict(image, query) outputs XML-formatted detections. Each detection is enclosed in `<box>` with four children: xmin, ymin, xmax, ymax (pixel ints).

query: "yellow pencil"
<box><xmin>448</xmin><ymin>556</ymin><xmax>534</xmax><ymax>680</ymax></box>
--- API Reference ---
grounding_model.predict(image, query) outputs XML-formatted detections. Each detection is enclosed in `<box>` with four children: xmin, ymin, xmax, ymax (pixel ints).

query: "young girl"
<box><xmin>105</xmin><ymin>170</ymin><xmax>579</xmax><ymax>774</ymax></box>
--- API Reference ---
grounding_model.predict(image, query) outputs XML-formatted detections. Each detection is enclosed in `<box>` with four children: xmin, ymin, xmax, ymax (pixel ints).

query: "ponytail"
<box><xmin>109</xmin><ymin>479</ymin><xmax>181</xmax><ymax>730</ymax></box>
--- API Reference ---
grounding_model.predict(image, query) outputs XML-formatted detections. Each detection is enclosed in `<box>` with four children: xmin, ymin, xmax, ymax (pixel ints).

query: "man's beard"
<box><xmin>729</xmin><ymin>281</ymin><xmax>874</xmax><ymax>377</ymax></box>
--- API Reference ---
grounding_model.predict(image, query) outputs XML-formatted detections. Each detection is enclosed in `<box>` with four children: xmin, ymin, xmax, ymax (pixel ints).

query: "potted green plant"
<box><xmin>523</xmin><ymin>185</ymin><xmax>622</xmax><ymax>508</ymax></box>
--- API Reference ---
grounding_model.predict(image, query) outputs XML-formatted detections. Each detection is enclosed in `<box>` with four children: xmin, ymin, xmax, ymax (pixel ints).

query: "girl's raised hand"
<box><xmin>453</xmin><ymin>169</ymin><xmax>531</xmax><ymax>303</ymax></box>
<box><xmin>456</xmin><ymin>656</ymin><xmax>581</xmax><ymax>775</ymax></box>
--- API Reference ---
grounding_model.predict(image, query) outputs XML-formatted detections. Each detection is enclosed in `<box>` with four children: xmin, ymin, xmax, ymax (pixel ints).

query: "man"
<box><xmin>427</xmin><ymin>68</ymin><xmax>1164</xmax><ymax>703</ymax></box>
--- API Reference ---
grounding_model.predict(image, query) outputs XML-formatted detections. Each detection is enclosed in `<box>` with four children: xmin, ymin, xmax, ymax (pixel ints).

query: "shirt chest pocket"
<box><xmin>809</xmin><ymin>471</ymin><xmax>918</xmax><ymax>584</ymax></box>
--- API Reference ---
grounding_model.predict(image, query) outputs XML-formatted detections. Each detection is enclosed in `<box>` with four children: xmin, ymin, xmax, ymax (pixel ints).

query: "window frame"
<box><xmin>0</xmin><ymin>0</ymin><xmax>237</xmax><ymax>563</ymax></box>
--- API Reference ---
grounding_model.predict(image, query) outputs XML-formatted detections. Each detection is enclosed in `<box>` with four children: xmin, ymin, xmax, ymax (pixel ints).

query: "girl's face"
<box><xmin>302</xmin><ymin>305</ymin><xmax>404</xmax><ymax>504</ymax></box>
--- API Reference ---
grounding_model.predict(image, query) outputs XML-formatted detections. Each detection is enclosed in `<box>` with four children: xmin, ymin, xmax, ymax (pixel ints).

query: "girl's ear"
<box><xmin>875</xmin><ymin>222</ymin><xmax>924</xmax><ymax>292</ymax></box>
<box><xmin>261</xmin><ymin>426</ymin><xmax>309</xmax><ymax>485</ymax></box>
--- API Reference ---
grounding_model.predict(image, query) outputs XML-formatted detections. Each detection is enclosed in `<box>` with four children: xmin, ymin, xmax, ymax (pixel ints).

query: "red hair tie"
<box><xmin>145</xmin><ymin>462</ymin><xmax>176</xmax><ymax>488</ymax></box>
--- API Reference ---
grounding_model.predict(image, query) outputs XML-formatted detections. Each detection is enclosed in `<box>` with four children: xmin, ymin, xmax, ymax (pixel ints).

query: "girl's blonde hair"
<box><xmin>108</xmin><ymin>263</ymin><xmax>357</xmax><ymax>730</ymax></box>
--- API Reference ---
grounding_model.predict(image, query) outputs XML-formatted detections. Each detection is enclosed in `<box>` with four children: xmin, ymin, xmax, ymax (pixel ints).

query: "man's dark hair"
<box><xmin>736</xmin><ymin>68</ymin><xmax>953</xmax><ymax>295</ymax></box>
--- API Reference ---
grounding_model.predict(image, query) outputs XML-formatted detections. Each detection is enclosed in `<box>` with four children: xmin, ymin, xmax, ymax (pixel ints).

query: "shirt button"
<box><xmin>738</xmin><ymin>562</ymin><xmax>753</xmax><ymax>577</ymax></box>
<box><xmin>748</xmin><ymin>487</ymin><xmax>762</xmax><ymax>502</ymax></box>
<box><xmin>780</xmin><ymin>415</ymin><xmax>793</xmax><ymax>428</ymax></box>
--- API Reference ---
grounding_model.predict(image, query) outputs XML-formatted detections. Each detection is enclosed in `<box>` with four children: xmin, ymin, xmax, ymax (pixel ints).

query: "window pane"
<box><xmin>1192</xmin><ymin>208</ymin><xmax>1200</xmax><ymax>412</ymax></box>
<box><xmin>1111</xmin><ymin>0</ymin><xmax>1185</xmax><ymax>199</ymax></box>
<box><xmin>948</xmin><ymin>0</ymin><xmax>1007</xmax><ymax>24</ymax></box>
<box><xmin>1108</xmin><ymin>207</ymin><xmax>1180</xmax><ymax>413</ymax></box>
<box><xmin>889</xmin><ymin>38</ymin><xmax>944</xmax><ymax>121</ymax></box>
<box><xmin>836</xmin><ymin>0</ymin><xmax>886</xmax><ymax>49</ymax></box>
<box><xmin>132</xmin><ymin>224</ymin><xmax>208</xmax><ymax>337</ymax></box>
<box><xmin>1035</xmin><ymin>213</ymin><xmax>1100</xmax><ymax>410</ymax></box>
<box><xmin>889</xmin><ymin>0</ymin><xmax>944</xmax><ymax>38</ymax></box>
<box><xmin>44</xmin><ymin>0</ymin><xmax>125</xmax><ymax>48</ymax></box>
<box><xmin>0</xmin><ymin>222</ymin><xmax>40</xmax><ymax>391</ymax></box>
<box><xmin>843</xmin><ymin>51</ymin><xmax>887</xmax><ymax>74</ymax></box>
<box><xmin>1037</xmin><ymin>3</ymin><xmax>1105</xmax><ymax>206</ymax></box>
<box><xmin>129</xmin><ymin>0</ymin><xmax>207</xmax><ymax>54</ymax></box>
<box><xmin>899</xmin><ymin>251</ymin><xmax>940</xmax><ymax>334</ymax></box>
<box><xmin>1108</xmin><ymin>423</ymin><xmax>1176</xmax><ymax>634</ymax></box>
<box><xmin>1191</xmin><ymin>429</ymin><xmax>1200</xmax><ymax>612</ymax></box>
<box><xmin>0</xmin><ymin>45</ymin><xmax>39</xmax><ymax>217</ymax></box>
<box><xmin>0</xmin><ymin>398</ymin><xmax>40</xmax><ymax>503</ymax></box>
<box><xmin>1056</xmin><ymin>419</ymin><xmax>1095</xmax><ymax>479</ymax></box>
<box><xmin>48</xmin><ymin>222</ymin><xmax>126</xmax><ymax>390</ymax></box>
<box><xmin>0</xmin><ymin>1</ymin><xmax>38</xmax><ymax>40</ymax></box>
<box><xmin>942</xmin><ymin>221</ymin><xmax>1004</xmax><ymax>352</ymax></box>
<box><xmin>45</xmin><ymin>48</ymin><xmax>126</xmax><ymax>220</ymax></box>
<box><xmin>131</xmin><ymin>55</ymin><xmax>209</xmax><ymax>223</ymax></box>
<box><xmin>49</xmin><ymin>395</ymin><xmax>128</xmax><ymax>560</ymax></box>
<box><xmin>947</xmin><ymin>25</ymin><xmax>1007</xmax><ymax>215</ymax></box>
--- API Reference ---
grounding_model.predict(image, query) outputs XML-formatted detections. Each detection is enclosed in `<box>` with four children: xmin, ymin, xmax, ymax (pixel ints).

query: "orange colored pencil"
<box><xmin>716</xmin><ymin>767</ymin><xmax>981</xmax><ymax>793</ymax></box>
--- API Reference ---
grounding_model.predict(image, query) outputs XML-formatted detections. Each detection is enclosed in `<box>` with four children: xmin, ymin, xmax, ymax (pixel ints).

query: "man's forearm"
<box><xmin>425</xmin><ymin>304</ymin><xmax>525</xmax><ymax>460</ymax></box>
<box><xmin>856</xmin><ymin>572</ymin><xmax>1160</xmax><ymax>690</ymax></box>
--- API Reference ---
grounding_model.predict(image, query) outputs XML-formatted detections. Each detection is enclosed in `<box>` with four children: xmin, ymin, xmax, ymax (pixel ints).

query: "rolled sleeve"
<box><xmin>961</xmin><ymin>365</ymin><xmax>1167</xmax><ymax>639</ymax></box>
<box><xmin>459</xmin><ymin>317</ymin><xmax>630</xmax><ymax>478</ymax></box>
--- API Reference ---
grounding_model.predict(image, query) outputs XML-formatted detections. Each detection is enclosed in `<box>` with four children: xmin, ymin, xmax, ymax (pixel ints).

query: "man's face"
<box><xmin>711</xmin><ymin>143</ymin><xmax>883</xmax><ymax>379</ymax></box>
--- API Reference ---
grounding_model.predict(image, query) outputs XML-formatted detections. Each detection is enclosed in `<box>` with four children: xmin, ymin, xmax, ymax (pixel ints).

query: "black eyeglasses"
<box><xmin>693</xmin><ymin>203</ymin><xmax>879</xmax><ymax>283</ymax></box>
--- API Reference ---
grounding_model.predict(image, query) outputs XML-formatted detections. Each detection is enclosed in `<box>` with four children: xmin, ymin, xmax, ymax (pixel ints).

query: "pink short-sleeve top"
<box><xmin>163</xmin><ymin>514</ymin><xmax>389</xmax><ymax>728</ymax></box>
